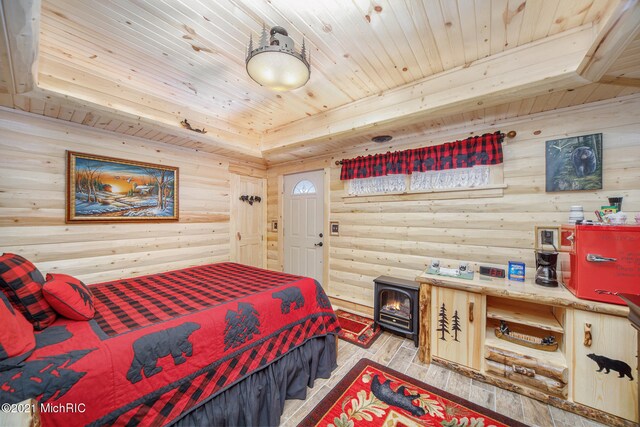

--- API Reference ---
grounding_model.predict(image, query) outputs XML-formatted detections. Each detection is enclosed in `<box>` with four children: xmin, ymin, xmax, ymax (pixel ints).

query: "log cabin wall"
<box><xmin>0</xmin><ymin>107</ymin><xmax>265</xmax><ymax>284</ymax></box>
<box><xmin>266</xmin><ymin>94</ymin><xmax>640</xmax><ymax>308</ymax></box>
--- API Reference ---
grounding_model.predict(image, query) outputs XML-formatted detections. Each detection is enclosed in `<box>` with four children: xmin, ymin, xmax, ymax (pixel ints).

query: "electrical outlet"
<box><xmin>535</xmin><ymin>226</ymin><xmax>560</xmax><ymax>250</ymax></box>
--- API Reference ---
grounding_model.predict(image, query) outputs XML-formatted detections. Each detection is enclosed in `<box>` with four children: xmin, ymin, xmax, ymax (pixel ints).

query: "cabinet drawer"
<box><xmin>485</xmin><ymin>345</ymin><xmax>568</xmax><ymax>398</ymax></box>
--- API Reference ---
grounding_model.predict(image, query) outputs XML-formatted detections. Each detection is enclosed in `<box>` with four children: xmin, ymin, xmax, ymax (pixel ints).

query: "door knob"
<box><xmin>314</xmin><ymin>242</ymin><xmax>323</xmax><ymax>247</ymax></box>
<box><xmin>319</xmin><ymin>233</ymin><xmax>323</xmax><ymax>238</ymax></box>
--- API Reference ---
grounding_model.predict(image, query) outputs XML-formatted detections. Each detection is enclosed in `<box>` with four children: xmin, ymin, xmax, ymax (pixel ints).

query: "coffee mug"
<box><xmin>606</xmin><ymin>212</ymin><xmax>627</xmax><ymax>225</ymax></box>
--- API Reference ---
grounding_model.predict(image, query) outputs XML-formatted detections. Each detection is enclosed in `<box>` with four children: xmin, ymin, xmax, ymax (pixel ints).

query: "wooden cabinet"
<box><xmin>431</xmin><ymin>287</ymin><xmax>484</xmax><ymax>370</ymax></box>
<box><xmin>572</xmin><ymin>310</ymin><xmax>638</xmax><ymax>422</ymax></box>
<box><xmin>418</xmin><ymin>273</ymin><xmax>637</xmax><ymax>425</ymax></box>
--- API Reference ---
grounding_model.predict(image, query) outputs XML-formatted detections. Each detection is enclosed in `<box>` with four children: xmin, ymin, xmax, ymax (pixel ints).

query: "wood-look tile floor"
<box><xmin>279</xmin><ymin>332</ymin><xmax>609</xmax><ymax>427</ymax></box>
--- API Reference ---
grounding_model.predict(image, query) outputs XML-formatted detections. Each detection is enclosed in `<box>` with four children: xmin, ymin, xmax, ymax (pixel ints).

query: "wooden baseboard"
<box><xmin>328</xmin><ymin>296</ymin><xmax>374</xmax><ymax>317</ymax></box>
<box><xmin>432</xmin><ymin>357</ymin><xmax>637</xmax><ymax>427</ymax></box>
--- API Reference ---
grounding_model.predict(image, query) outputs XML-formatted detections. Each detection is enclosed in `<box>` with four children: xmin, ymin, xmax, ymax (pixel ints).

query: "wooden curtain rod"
<box><xmin>334</xmin><ymin>130</ymin><xmax>517</xmax><ymax>166</ymax></box>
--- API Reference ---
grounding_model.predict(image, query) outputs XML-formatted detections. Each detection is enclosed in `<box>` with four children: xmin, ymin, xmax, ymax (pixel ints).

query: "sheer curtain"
<box><xmin>348</xmin><ymin>175</ymin><xmax>406</xmax><ymax>195</ymax></box>
<box><xmin>347</xmin><ymin>166</ymin><xmax>490</xmax><ymax>195</ymax></box>
<box><xmin>410</xmin><ymin>166</ymin><xmax>490</xmax><ymax>191</ymax></box>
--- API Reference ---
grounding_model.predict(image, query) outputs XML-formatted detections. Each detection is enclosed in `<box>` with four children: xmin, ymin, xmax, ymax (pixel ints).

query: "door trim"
<box><xmin>279</xmin><ymin>168</ymin><xmax>329</xmax><ymax>287</ymax></box>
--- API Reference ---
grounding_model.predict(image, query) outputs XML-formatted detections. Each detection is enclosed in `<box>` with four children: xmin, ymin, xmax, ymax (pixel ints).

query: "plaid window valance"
<box><xmin>339</xmin><ymin>131</ymin><xmax>504</xmax><ymax>181</ymax></box>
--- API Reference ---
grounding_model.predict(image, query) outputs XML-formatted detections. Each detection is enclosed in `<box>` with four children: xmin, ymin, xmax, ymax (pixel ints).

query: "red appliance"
<box><xmin>561</xmin><ymin>224</ymin><xmax>640</xmax><ymax>305</ymax></box>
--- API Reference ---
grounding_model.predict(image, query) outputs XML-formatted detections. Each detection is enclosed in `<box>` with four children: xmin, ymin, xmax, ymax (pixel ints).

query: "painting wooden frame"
<box><xmin>66</xmin><ymin>151</ymin><xmax>179</xmax><ymax>223</ymax></box>
<box><xmin>545</xmin><ymin>133</ymin><xmax>603</xmax><ymax>192</ymax></box>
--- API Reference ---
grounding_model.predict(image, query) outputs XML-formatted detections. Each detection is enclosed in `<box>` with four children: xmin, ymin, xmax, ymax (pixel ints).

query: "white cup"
<box><xmin>569</xmin><ymin>206</ymin><xmax>584</xmax><ymax>223</ymax></box>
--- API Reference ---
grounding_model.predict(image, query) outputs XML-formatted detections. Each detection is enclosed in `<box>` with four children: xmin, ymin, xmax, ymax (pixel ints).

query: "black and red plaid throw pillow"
<box><xmin>0</xmin><ymin>253</ymin><xmax>57</xmax><ymax>330</ymax></box>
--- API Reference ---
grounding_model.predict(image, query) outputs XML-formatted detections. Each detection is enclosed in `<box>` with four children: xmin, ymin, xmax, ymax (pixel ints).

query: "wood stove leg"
<box><xmin>418</xmin><ymin>283</ymin><xmax>431</xmax><ymax>363</ymax></box>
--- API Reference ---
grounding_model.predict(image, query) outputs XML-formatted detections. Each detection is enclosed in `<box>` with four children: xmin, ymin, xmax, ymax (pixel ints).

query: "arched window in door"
<box><xmin>292</xmin><ymin>179</ymin><xmax>316</xmax><ymax>195</ymax></box>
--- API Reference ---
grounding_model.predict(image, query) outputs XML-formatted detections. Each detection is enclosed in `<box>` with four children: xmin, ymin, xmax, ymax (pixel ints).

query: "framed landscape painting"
<box><xmin>545</xmin><ymin>133</ymin><xmax>603</xmax><ymax>192</ymax></box>
<box><xmin>66</xmin><ymin>151</ymin><xmax>178</xmax><ymax>222</ymax></box>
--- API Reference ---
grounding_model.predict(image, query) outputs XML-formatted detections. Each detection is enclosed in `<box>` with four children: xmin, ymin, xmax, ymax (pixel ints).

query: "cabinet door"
<box><xmin>431</xmin><ymin>287</ymin><xmax>484</xmax><ymax>370</ymax></box>
<box><xmin>572</xmin><ymin>310</ymin><xmax>638</xmax><ymax>422</ymax></box>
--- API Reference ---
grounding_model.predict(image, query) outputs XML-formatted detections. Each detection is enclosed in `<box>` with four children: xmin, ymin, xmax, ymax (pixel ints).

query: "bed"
<box><xmin>0</xmin><ymin>262</ymin><xmax>340</xmax><ymax>426</ymax></box>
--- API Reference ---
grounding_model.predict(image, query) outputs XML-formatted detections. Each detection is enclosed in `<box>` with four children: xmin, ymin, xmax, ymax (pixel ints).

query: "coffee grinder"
<box><xmin>535</xmin><ymin>229</ymin><xmax>559</xmax><ymax>287</ymax></box>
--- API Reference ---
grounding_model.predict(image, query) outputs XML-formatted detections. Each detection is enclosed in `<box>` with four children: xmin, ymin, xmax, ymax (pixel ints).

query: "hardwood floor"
<box><xmin>279</xmin><ymin>332</ymin><xmax>609</xmax><ymax>427</ymax></box>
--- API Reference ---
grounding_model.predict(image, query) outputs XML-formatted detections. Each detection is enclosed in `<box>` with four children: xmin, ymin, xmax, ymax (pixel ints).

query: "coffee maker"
<box><xmin>535</xmin><ymin>250</ymin><xmax>559</xmax><ymax>287</ymax></box>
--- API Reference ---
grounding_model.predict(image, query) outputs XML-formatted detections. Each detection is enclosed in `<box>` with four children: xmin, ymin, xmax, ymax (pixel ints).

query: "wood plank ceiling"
<box><xmin>1</xmin><ymin>0</ymin><xmax>639</xmax><ymax>163</ymax></box>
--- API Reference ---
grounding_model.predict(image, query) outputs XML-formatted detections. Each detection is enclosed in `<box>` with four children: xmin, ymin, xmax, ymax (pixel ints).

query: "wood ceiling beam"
<box><xmin>259</xmin><ymin>25</ymin><xmax>595</xmax><ymax>153</ymax></box>
<box><xmin>578</xmin><ymin>0</ymin><xmax>640</xmax><ymax>83</ymax></box>
<box><xmin>25</xmin><ymin>85</ymin><xmax>263</xmax><ymax>161</ymax></box>
<box><xmin>598</xmin><ymin>76</ymin><xmax>640</xmax><ymax>88</ymax></box>
<box><xmin>35</xmin><ymin>71</ymin><xmax>263</xmax><ymax>158</ymax></box>
<box><xmin>0</xmin><ymin>0</ymin><xmax>40</xmax><ymax>99</ymax></box>
<box><xmin>38</xmin><ymin>56</ymin><xmax>264</xmax><ymax>144</ymax></box>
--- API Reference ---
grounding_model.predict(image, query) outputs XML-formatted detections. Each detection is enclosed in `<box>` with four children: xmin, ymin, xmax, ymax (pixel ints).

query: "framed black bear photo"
<box><xmin>545</xmin><ymin>133</ymin><xmax>603</xmax><ymax>192</ymax></box>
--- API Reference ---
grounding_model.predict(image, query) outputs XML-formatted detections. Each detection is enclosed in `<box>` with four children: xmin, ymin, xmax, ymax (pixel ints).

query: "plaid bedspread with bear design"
<box><xmin>0</xmin><ymin>263</ymin><xmax>339</xmax><ymax>426</ymax></box>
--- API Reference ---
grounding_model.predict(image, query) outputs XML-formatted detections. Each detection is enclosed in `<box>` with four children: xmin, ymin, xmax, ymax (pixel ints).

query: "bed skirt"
<box><xmin>171</xmin><ymin>334</ymin><xmax>338</xmax><ymax>427</ymax></box>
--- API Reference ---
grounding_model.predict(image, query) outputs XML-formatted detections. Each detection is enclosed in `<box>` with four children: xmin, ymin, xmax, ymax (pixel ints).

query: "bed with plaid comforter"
<box><xmin>0</xmin><ymin>263</ymin><xmax>340</xmax><ymax>426</ymax></box>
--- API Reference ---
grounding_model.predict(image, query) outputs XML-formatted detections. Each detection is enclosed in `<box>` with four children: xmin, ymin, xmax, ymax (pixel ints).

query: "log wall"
<box><xmin>0</xmin><ymin>107</ymin><xmax>265</xmax><ymax>284</ymax></box>
<box><xmin>267</xmin><ymin>95</ymin><xmax>640</xmax><ymax>308</ymax></box>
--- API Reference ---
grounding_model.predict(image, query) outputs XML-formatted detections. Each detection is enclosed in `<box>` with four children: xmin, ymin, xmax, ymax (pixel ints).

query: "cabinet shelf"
<box><xmin>486</xmin><ymin>299</ymin><xmax>564</xmax><ymax>333</ymax></box>
<box><xmin>485</xmin><ymin>327</ymin><xmax>567</xmax><ymax>368</ymax></box>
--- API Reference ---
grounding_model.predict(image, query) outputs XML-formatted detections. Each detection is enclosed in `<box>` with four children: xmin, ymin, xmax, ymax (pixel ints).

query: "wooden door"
<box><xmin>283</xmin><ymin>170</ymin><xmax>324</xmax><ymax>284</ymax></box>
<box><xmin>230</xmin><ymin>174</ymin><xmax>266</xmax><ymax>268</ymax></box>
<box><xmin>572</xmin><ymin>310</ymin><xmax>638</xmax><ymax>422</ymax></box>
<box><xmin>431</xmin><ymin>286</ymin><xmax>484</xmax><ymax>370</ymax></box>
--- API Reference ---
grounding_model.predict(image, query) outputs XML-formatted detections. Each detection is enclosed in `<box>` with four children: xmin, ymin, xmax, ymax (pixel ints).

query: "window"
<box><xmin>292</xmin><ymin>179</ymin><xmax>316</xmax><ymax>195</ymax></box>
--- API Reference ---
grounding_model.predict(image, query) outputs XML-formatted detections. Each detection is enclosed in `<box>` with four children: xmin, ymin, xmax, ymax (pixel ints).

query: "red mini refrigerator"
<box><xmin>560</xmin><ymin>224</ymin><xmax>640</xmax><ymax>305</ymax></box>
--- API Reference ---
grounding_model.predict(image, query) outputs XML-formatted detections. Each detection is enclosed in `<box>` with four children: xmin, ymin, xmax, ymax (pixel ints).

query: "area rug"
<box><xmin>298</xmin><ymin>358</ymin><xmax>528</xmax><ymax>427</ymax></box>
<box><xmin>336</xmin><ymin>309</ymin><xmax>382</xmax><ymax>349</ymax></box>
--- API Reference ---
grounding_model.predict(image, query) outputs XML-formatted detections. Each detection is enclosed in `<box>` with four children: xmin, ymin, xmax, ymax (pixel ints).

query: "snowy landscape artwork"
<box><xmin>67</xmin><ymin>152</ymin><xmax>178</xmax><ymax>222</ymax></box>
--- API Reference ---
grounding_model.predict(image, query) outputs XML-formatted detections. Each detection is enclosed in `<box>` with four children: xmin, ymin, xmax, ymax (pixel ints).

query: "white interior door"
<box><xmin>230</xmin><ymin>174</ymin><xmax>266</xmax><ymax>268</ymax></box>
<box><xmin>283</xmin><ymin>170</ymin><xmax>324</xmax><ymax>284</ymax></box>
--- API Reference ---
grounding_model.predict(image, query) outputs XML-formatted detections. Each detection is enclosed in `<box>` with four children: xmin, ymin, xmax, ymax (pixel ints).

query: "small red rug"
<box><xmin>336</xmin><ymin>309</ymin><xmax>382</xmax><ymax>349</ymax></box>
<box><xmin>299</xmin><ymin>358</ymin><xmax>527</xmax><ymax>427</ymax></box>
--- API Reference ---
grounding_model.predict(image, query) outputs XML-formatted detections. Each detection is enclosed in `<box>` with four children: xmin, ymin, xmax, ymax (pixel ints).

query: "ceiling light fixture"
<box><xmin>246</xmin><ymin>25</ymin><xmax>310</xmax><ymax>91</ymax></box>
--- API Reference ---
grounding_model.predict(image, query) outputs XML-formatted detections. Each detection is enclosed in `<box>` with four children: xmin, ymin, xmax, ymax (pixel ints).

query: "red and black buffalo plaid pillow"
<box><xmin>0</xmin><ymin>253</ymin><xmax>57</xmax><ymax>330</ymax></box>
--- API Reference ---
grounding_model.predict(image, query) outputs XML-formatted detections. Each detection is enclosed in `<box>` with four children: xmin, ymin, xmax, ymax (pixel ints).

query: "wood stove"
<box><xmin>373</xmin><ymin>276</ymin><xmax>420</xmax><ymax>347</ymax></box>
